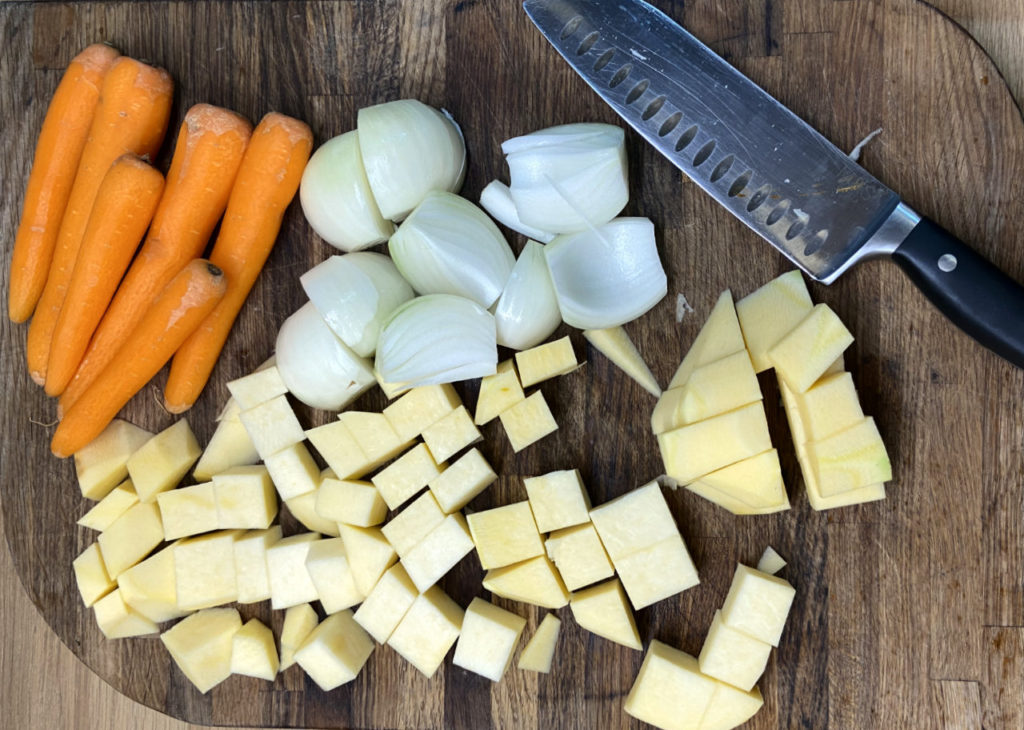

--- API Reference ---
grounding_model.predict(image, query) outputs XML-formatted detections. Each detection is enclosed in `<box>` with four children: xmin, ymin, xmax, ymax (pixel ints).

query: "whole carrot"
<box><xmin>163</xmin><ymin>112</ymin><xmax>312</xmax><ymax>413</ymax></box>
<box><xmin>51</xmin><ymin>260</ymin><xmax>227</xmax><ymax>457</ymax></box>
<box><xmin>58</xmin><ymin>104</ymin><xmax>252</xmax><ymax>413</ymax></box>
<box><xmin>26</xmin><ymin>56</ymin><xmax>173</xmax><ymax>386</ymax></box>
<box><xmin>45</xmin><ymin>155</ymin><xmax>165</xmax><ymax>396</ymax></box>
<box><xmin>8</xmin><ymin>44</ymin><xmax>120</xmax><ymax>323</ymax></box>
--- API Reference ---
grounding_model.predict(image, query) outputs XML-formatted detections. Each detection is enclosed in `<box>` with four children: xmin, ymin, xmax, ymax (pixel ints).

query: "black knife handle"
<box><xmin>892</xmin><ymin>216</ymin><xmax>1024</xmax><ymax>368</ymax></box>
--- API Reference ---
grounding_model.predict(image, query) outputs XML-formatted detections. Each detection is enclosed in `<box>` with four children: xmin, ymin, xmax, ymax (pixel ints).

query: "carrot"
<box><xmin>26</xmin><ymin>56</ymin><xmax>173</xmax><ymax>386</ymax></box>
<box><xmin>51</xmin><ymin>260</ymin><xmax>227</xmax><ymax>457</ymax></box>
<box><xmin>162</xmin><ymin>112</ymin><xmax>312</xmax><ymax>413</ymax></box>
<box><xmin>57</xmin><ymin>103</ymin><xmax>252</xmax><ymax>413</ymax></box>
<box><xmin>44</xmin><ymin>156</ymin><xmax>165</xmax><ymax>397</ymax></box>
<box><xmin>8</xmin><ymin>44</ymin><xmax>120</xmax><ymax>323</ymax></box>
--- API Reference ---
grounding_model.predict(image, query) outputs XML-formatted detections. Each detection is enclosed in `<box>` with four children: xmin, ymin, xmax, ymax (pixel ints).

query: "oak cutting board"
<box><xmin>2</xmin><ymin>1</ymin><xmax>1023</xmax><ymax>728</ymax></box>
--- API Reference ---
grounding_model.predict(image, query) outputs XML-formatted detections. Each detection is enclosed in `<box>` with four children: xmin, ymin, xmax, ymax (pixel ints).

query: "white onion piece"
<box><xmin>275</xmin><ymin>302</ymin><xmax>376</xmax><ymax>410</ymax></box>
<box><xmin>544</xmin><ymin>218</ymin><xmax>667</xmax><ymax>330</ymax></box>
<box><xmin>494</xmin><ymin>240</ymin><xmax>561</xmax><ymax>350</ymax></box>
<box><xmin>300</xmin><ymin>252</ymin><xmax>414</xmax><ymax>357</ymax></box>
<box><xmin>357</xmin><ymin>99</ymin><xmax>467</xmax><ymax>221</ymax></box>
<box><xmin>504</xmin><ymin>123</ymin><xmax>628</xmax><ymax>233</ymax></box>
<box><xmin>389</xmin><ymin>191</ymin><xmax>515</xmax><ymax>308</ymax></box>
<box><xmin>479</xmin><ymin>180</ymin><xmax>556</xmax><ymax>243</ymax></box>
<box><xmin>375</xmin><ymin>294</ymin><xmax>497</xmax><ymax>387</ymax></box>
<box><xmin>299</xmin><ymin>131</ymin><xmax>394</xmax><ymax>252</ymax></box>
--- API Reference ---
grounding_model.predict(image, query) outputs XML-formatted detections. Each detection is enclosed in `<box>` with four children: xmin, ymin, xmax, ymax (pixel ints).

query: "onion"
<box><xmin>494</xmin><ymin>240</ymin><xmax>562</xmax><ymax>350</ymax></box>
<box><xmin>479</xmin><ymin>180</ymin><xmax>555</xmax><ymax>243</ymax></box>
<box><xmin>544</xmin><ymin>218</ymin><xmax>667</xmax><ymax>330</ymax></box>
<box><xmin>375</xmin><ymin>294</ymin><xmax>497</xmax><ymax>387</ymax></box>
<box><xmin>503</xmin><ymin>123</ymin><xmax>628</xmax><ymax>233</ymax></box>
<box><xmin>300</xmin><ymin>252</ymin><xmax>414</xmax><ymax>357</ymax></box>
<box><xmin>299</xmin><ymin>131</ymin><xmax>394</xmax><ymax>252</ymax></box>
<box><xmin>357</xmin><ymin>99</ymin><xmax>466</xmax><ymax>221</ymax></box>
<box><xmin>275</xmin><ymin>302</ymin><xmax>376</xmax><ymax>410</ymax></box>
<box><xmin>389</xmin><ymin>191</ymin><xmax>515</xmax><ymax>308</ymax></box>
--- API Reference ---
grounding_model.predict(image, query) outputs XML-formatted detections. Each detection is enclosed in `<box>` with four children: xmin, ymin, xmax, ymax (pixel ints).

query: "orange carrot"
<box><xmin>8</xmin><ymin>44</ymin><xmax>121</xmax><ymax>323</ymax></box>
<box><xmin>51</xmin><ymin>260</ymin><xmax>227</xmax><ymax>457</ymax></box>
<box><xmin>26</xmin><ymin>56</ymin><xmax>173</xmax><ymax>385</ymax></box>
<box><xmin>44</xmin><ymin>155</ymin><xmax>165</xmax><ymax>397</ymax></box>
<box><xmin>162</xmin><ymin>113</ymin><xmax>312</xmax><ymax>413</ymax></box>
<box><xmin>58</xmin><ymin>103</ymin><xmax>252</xmax><ymax>413</ymax></box>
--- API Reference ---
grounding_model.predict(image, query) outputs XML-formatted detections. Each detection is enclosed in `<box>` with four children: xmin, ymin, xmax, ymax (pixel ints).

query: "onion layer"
<box><xmin>479</xmin><ymin>180</ymin><xmax>555</xmax><ymax>243</ymax></box>
<box><xmin>494</xmin><ymin>240</ymin><xmax>562</xmax><ymax>350</ymax></box>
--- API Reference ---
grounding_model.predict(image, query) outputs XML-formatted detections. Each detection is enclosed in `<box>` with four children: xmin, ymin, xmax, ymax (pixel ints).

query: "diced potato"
<box><xmin>371</xmin><ymin>442</ymin><xmax>444</xmax><ymax>510</ymax></box>
<box><xmin>588</xmin><ymin>481</ymin><xmax>678</xmax><ymax>559</ymax></box>
<box><xmin>174</xmin><ymin>530</ymin><xmax>242</xmax><ymax>611</ymax></box>
<box><xmin>382</xmin><ymin>383</ymin><xmax>462</xmax><ymax>443</ymax></box>
<box><xmin>768</xmin><ymin>303</ymin><xmax>854</xmax><ymax>393</ymax></box>
<box><xmin>286</xmin><ymin>487</ymin><xmax>341</xmax><ymax>537</ymax></box>
<box><xmin>698</xmin><ymin>610</ymin><xmax>772</xmax><ymax>692</ymax></box>
<box><xmin>474</xmin><ymin>359</ymin><xmax>525</xmax><ymax>425</ymax></box>
<box><xmin>118</xmin><ymin>545</ymin><xmax>190</xmax><ymax>623</ymax></box>
<box><xmin>337</xmin><ymin>410</ymin><xmax>411</xmax><ymax>466</ymax></box>
<box><xmin>482</xmin><ymin>555</ymin><xmax>569</xmax><ymax>609</ymax></box>
<box><xmin>316</xmin><ymin>478</ymin><xmax>387</xmax><ymax>527</ymax></box>
<box><xmin>427</xmin><ymin>447</ymin><xmax>497</xmax><ymax>514</ymax></box>
<box><xmin>233</xmin><ymin>526</ymin><xmax>282</xmax><ymax>604</ymax></box>
<box><xmin>353</xmin><ymin>563</ymin><xmax>419</xmax><ymax>644</ymax></box>
<box><xmin>239</xmin><ymin>395</ymin><xmax>305</xmax><ymax>459</ymax></box>
<box><xmin>699</xmin><ymin>681</ymin><xmax>765</xmax><ymax>730</ymax></box>
<box><xmin>570</xmin><ymin>578</ymin><xmax>641</xmax><ymax>650</ymax></box>
<box><xmin>127</xmin><ymin>420</ymin><xmax>201</xmax><ymax>503</ymax></box>
<box><xmin>157</xmin><ymin>482</ymin><xmax>218</xmax><ymax>540</ymax></box>
<box><xmin>796</xmin><ymin>371</ymin><xmax>864</xmax><ymax>442</ymax></box>
<box><xmin>306</xmin><ymin>421</ymin><xmax>369</xmax><ymax>480</ymax></box>
<box><xmin>658</xmin><ymin>402</ymin><xmax>773</xmax><ymax>485</ymax></box>
<box><xmin>668</xmin><ymin>290</ymin><xmax>745</xmax><ymax>390</ymax></box>
<box><xmin>515</xmin><ymin>336</ymin><xmax>578</xmax><ymax>388</ymax></box>
<box><xmin>226</xmin><ymin>366</ymin><xmax>288</xmax><ymax>409</ymax></box>
<box><xmin>75</xmin><ymin>419</ymin><xmax>153</xmax><ymax>500</ymax></box>
<box><xmin>97</xmin><ymin>502</ymin><xmax>164</xmax><ymax>578</ymax></box>
<box><xmin>304</xmin><ymin>537</ymin><xmax>364</xmax><ymax>614</ymax></box>
<box><xmin>517</xmin><ymin>613</ymin><xmax>561</xmax><ymax>673</ymax></box>
<box><xmin>294</xmin><ymin>610</ymin><xmax>375</xmax><ymax>691</ymax></box>
<box><xmin>263</xmin><ymin>442</ymin><xmax>320</xmax><ymax>500</ymax></box>
<box><xmin>467</xmin><ymin>501</ymin><xmax>544</xmax><ymax>570</ymax></box>
<box><xmin>545</xmin><ymin>522</ymin><xmax>615</xmax><ymax>591</ymax></box>
<box><xmin>381</xmin><ymin>491</ymin><xmax>445</xmax><ymax>557</ymax></box>
<box><xmin>211</xmin><ymin>465</ymin><xmax>278</xmax><ymax>529</ymax></box>
<box><xmin>685</xmin><ymin>481</ymin><xmax>780</xmax><ymax>517</ymax></box>
<box><xmin>615</xmin><ymin>535</ymin><xmax>700</xmax><ymax>609</ymax></box>
<box><xmin>624</xmin><ymin>640</ymin><xmax>719</xmax><ymax>730</ymax></box>
<box><xmin>77</xmin><ymin>480</ymin><xmax>138</xmax><ymax>531</ymax></box>
<box><xmin>231</xmin><ymin>618</ymin><xmax>279</xmax><ymax>681</ymax></box>
<box><xmin>193</xmin><ymin>398</ymin><xmax>259</xmax><ymax>481</ymax></box>
<box><xmin>582</xmin><ymin>326</ymin><xmax>661</xmax><ymax>397</ymax></box>
<box><xmin>375</xmin><ymin>368</ymin><xmax>410</xmax><ymax>399</ymax></box>
<box><xmin>402</xmin><ymin>512</ymin><xmax>475</xmax><ymax>592</ymax></box>
<box><xmin>809</xmin><ymin>417</ymin><xmax>892</xmax><ymax>496</ymax></box>
<box><xmin>757</xmin><ymin>546</ymin><xmax>787</xmax><ymax>576</ymax></box>
<box><xmin>160</xmin><ymin>608</ymin><xmax>242</xmax><ymax>693</ymax></box>
<box><xmin>338</xmin><ymin>524</ymin><xmax>397</xmax><ymax>596</ymax></box>
<box><xmin>266</xmin><ymin>533</ymin><xmax>321</xmax><ymax>610</ymax></box>
<box><xmin>453</xmin><ymin>597</ymin><xmax>526</xmax><ymax>682</ymax></box>
<box><xmin>687</xmin><ymin>450</ymin><xmax>790</xmax><ymax>514</ymax></box>
<box><xmin>524</xmin><ymin>469</ymin><xmax>591</xmax><ymax>533</ymax></box>
<box><xmin>73</xmin><ymin>543</ymin><xmax>115</xmax><ymax>607</ymax></box>
<box><xmin>671</xmin><ymin>350</ymin><xmax>763</xmax><ymax>427</ymax></box>
<box><xmin>387</xmin><ymin>585</ymin><xmax>464</xmax><ymax>678</ymax></box>
<box><xmin>421</xmin><ymin>405</ymin><xmax>482</xmax><ymax>464</ymax></box>
<box><xmin>720</xmin><ymin>564</ymin><xmax>796</xmax><ymax>647</ymax></box>
<box><xmin>93</xmin><ymin>589</ymin><xmax>159</xmax><ymax>639</ymax></box>
<box><xmin>498</xmin><ymin>391</ymin><xmax>558</xmax><ymax>452</ymax></box>
<box><xmin>280</xmin><ymin>604</ymin><xmax>318</xmax><ymax>670</ymax></box>
<box><xmin>736</xmin><ymin>270</ymin><xmax>814</xmax><ymax>372</ymax></box>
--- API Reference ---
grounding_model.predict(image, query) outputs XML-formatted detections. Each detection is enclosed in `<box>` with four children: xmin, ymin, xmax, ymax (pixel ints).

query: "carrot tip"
<box><xmin>163</xmin><ymin>400</ymin><xmax>190</xmax><ymax>415</ymax></box>
<box><xmin>30</xmin><ymin>371</ymin><xmax>46</xmax><ymax>386</ymax></box>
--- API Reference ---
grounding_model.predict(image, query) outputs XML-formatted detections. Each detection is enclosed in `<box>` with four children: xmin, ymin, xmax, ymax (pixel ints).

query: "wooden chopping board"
<box><xmin>1</xmin><ymin>0</ymin><xmax>1023</xmax><ymax>727</ymax></box>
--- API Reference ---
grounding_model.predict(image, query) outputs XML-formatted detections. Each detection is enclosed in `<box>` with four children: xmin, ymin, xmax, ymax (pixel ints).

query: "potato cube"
<box><xmin>375</xmin><ymin>368</ymin><xmax>410</xmax><ymax>400</ymax></box>
<box><xmin>174</xmin><ymin>530</ymin><xmax>241</xmax><ymax>610</ymax></box>
<box><xmin>338</xmin><ymin>524</ymin><xmax>397</xmax><ymax>596</ymax></box>
<box><xmin>280</xmin><ymin>604</ymin><xmax>318</xmax><ymax>670</ymax></box>
<box><xmin>77</xmin><ymin>480</ymin><xmax>138</xmax><ymax>531</ymax></box>
<box><xmin>97</xmin><ymin>502</ymin><xmax>164</xmax><ymax>578</ymax></box>
<box><xmin>720</xmin><ymin>564</ymin><xmax>796</xmax><ymax>647</ymax></box>
<box><xmin>263</xmin><ymin>442</ymin><xmax>320</xmax><ymax>500</ymax></box>
<box><xmin>75</xmin><ymin>419</ymin><xmax>153</xmax><ymax>500</ymax></box>
<box><xmin>402</xmin><ymin>512</ymin><xmax>475</xmax><ymax>592</ymax></box>
<box><xmin>475</xmin><ymin>359</ymin><xmax>525</xmax><ymax>426</ymax></box>
<box><xmin>545</xmin><ymin>523</ymin><xmax>614</xmax><ymax>591</ymax></box>
<box><xmin>698</xmin><ymin>610</ymin><xmax>772</xmax><ymax>691</ymax></box>
<box><xmin>428</xmin><ymin>448</ymin><xmax>497</xmax><ymax>513</ymax></box>
<box><xmin>768</xmin><ymin>303</ymin><xmax>854</xmax><ymax>393</ymax></box>
<box><xmin>371</xmin><ymin>442</ymin><xmax>444</xmax><ymax>510</ymax></box>
<box><xmin>304</xmin><ymin>537</ymin><xmax>364</xmax><ymax>614</ymax></box>
<box><xmin>161</xmin><ymin>608</ymin><xmax>242</xmax><ymax>693</ymax></box>
<box><xmin>230</xmin><ymin>618</ymin><xmax>279</xmax><ymax>681</ymax></box>
<box><xmin>809</xmin><ymin>417</ymin><xmax>892</xmax><ymax>496</ymax></box>
<box><xmin>421</xmin><ymin>405</ymin><xmax>482</xmax><ymax>463</ymax></box>
<box><xmin>304</xmin><ymin>422</ymin><xmax>366</xmax><ymax>481</ymax></box>
<box><xmin>387</xmin><ymin>585</ymin><xmax>464</xmax><ymax>678</ymax></box>
<box><xmin>757</xmin><ymin>546</ymin><xmax>786</xmax><ymax>576</ymax></box>
<box><xmin>699</xmin><ymin>682</ymin><xmax>765</xmax><ymax>730</ymax></box>
<box><xmin>211</xmin><ymin>465</ymin><xmax>278</xmax><ymax>529</ymax></box>
<box><xmin>94</xmin><ymin>588</ymin><xmax>159</xmax><ymax>639</ymax></box>
<box><xmin>294</xmin><ymin>610</ymin><xmax>375</xmax><ymax>690</ymax></box>
<box><xmin>467</xmin><ymin>501</ymin><xmax>544</xmax><ymax>570</ymax></box>
<box><xmin>382</xmin><ymin>383</ymin><xmax>462</xmax><ymax>442</ymax></box>
<box><xmin>616</xmin><ymin>535</ymin><xmax>699</xmax><ymax>609</ymax></box>
<box><xmin>736</xmin><ymin>270</ymin><xmax>814</xmax><ymax>372</ymax></box>
<box><xmin>517</xmin><ymin>613</ymin><xmax>561</xmax><ymax>673</ymax></box>
<box><xmin>453</xmin><ymin>597</ymin><xmax>526</xmax><ymax>681</ymax></box>
<box><xmin>670</xmin><ymin>349</ymin><xmax>763</xmax><ymax>427</ymax></box>
<box><xmin>498</xmin><ymin>391</ymin><xmax>558</xmax><ymax>452</ymax></box>
<box><xmin>624</xmin><ymin>640</ymin><xmax>719</xmax><ymax>730</ymax></box>
<box><xmin>588</xmin><ymin>481</ymin><xmax>678</xmax><ymax>559</ymax></box>
<box><xmin>482</xmin><ymin>555</ymin><xmax>569</xmax><ymax>609</ymax></box>
<box><xmin>338</xmin><ymin>411</ymin><xmax>411</xmax><ymax>465</ymax></box>
<box><xmin>73</xmin><ymin>543</ymin><xmax>115</xmax><ymax>607</ymax></box>
<box><xmin>127</xmin><ymin>420</ymin><xmax>201</xmax><ymax>503</ymax></box>
<box><xmin>193</xmin><ymin>398</ymin><xmax>260</xmax><ymax>481</ymax></box>
<box><xmin>685</xmin><ymin>481</ymin><xmax>777</xmax><ymax>517</ymax></box>
<box><xmin>797</xmin><ymin>371</ymin><xmax>864</xmax><ymax>442</ymax></box>
<box><xmin>316</xmin><ymin>478</ymin><xmax>387</xmax><ymax>527</ymax></box>
<box><xmin>285</xmin><ymin>488</ymin><xmax>341</xmax><ymax>537</ymax></box>
<box><xmin>266</xmin><ymin>533</ymin><xmax>321</xmax><ymax>610</ymax></box>
<box><xmin>157</xmin><ymin>482</ymin><xmax>218</xmax><ymax>540</ymax></box>
<box><xmin>668</xmin><ymin>289</ymin><xmax>745</xmax><ymax>390</ymax></box>
<box><xmin>524</xmin><ymin>469</ymin><xmax>591</xmax><ymax>533</ymax></box>
<box><xmin>226</xmin><ymin>365</ymin><xmax>288</xmax><ymax>409</ymax></box>
<box><xmin>570</xmin><ymin>578</ymin><xmax>641</xmax><ymax>650</ymax></box>
<box><xmin>515</xmin><ymin>336</ymin><xmax>578</xmax><ymax>387</ymax></box>
<box><xmin>582</xmin><ymin>326</ymin><xmax>662</xmax><ymax>397</ymax></box>
<box><xmin>118</xmin><ymin>545</ymin><xmax>190</xmax><ymax>623</ymax></box>
<box><xmin>688</xmin><ymin>449</ymin><xmax>789</xmax><ymax>513</ymax></box>
<box><xmin>657</xmin><ymin>402</ymin><xmax>773</xmax><ymax>485</ymax></box>
<box><xmin>239</xmin><ymin>395</ymin><xmax>305</xmax><ymax>459</ymax></box>
<box><xmin>233</xmin><ymin>526</ymin><xmax>282</xmax><ymax>604</ymax></box>
<box><xmin>353</xmin><ymin>563</ymin><xmax>418</xmax><ymax>644</ymax></box>
<box><xmin>381</xmin><ymin>491</ymin><xmax>445</xmax><ymax>557</ymax></box>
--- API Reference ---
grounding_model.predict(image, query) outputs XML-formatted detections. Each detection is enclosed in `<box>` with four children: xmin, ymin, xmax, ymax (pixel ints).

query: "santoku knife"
<box><xmin>523</xmin><ymin>0</ymin><xmax>1024</xmax><ymax>368</ymax></box>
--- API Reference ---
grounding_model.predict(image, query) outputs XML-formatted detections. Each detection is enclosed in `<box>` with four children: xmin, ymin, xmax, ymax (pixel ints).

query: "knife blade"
<box><xmin>524</xmin><ymin>0</ymin><xmax>1024</xmax><ymax>369</ymax></box>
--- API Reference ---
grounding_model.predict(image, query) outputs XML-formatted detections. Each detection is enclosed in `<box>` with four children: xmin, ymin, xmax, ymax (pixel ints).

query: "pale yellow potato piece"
<box><xmin>316</xmin><ymin>478</ymin><xmax>387</xmax><ymax>527</ymax></box>
<box><xmin>668</xmin><ymin>290</ymin><xmax>745</xmax><ymax>390</ymax></box>
<box><xmin>226</xmin><ymin>366</ymin><xmax>288</xmax><ymax>409</ymax></box>
<box><xmin>280</xmin><ymin>604</ymin><xmax>318</xmax><ymax>670</ymax></box>
<box><xmin>499</xmin><ymin>391</ymin><xmax>558</xmax><ymax>453</ymax></box>
<box><xmin>402</xmin><ymin>512</ymin><xmax>476</xmax><ymax>592</ymax></box>
<box><xmin>73</xmin><ymin>543</ymin><xmax>115</xmax><ymax>607</ymax></box>
<box><xmin>624</xmin><ymin>640</ymin><xmax>719</xmax><ymax>730</ymax></box>
<box><xmin>809</xmin><ymin>417</ymin><xmax>892</xmax><ymax>496</ymax></box>
<box><xmin>588</xmin><ymin>480</ymin><xmax>678</xmax><ymax>560</ymax></box>
<box><xmin>673</xmin><ymin>350</ymin><xmax>763</xmax><ymax>426</ymax></box>
<box><xmin>797</xmin><ymin>371</ymin><xmax>865</xmax><ymax>443</ymax></box>
<box><xmin>94</xmin><ymin>588</ymin><xmax>159</xmax><ymax>639</ymax></box>
<box><xmin>428</xmin><ymin>447</ymin><xmax>497</xmax><ymax>514</ymax></box>
<box><xmin>382</xmin><ymin>383</ymin><xmax>462</xmax><ymax>443</ymax></box>
<box><xmin>474</xmin><ymin>359</ymin><xmax>525</xmax><ymax>425</ymax></box>
<box><xmin>304</xmin><ymin>537</ymin><xmax>364</xmax><ymax>614</ymax></box>
<box><xmin>699</xmin><ymin>681</ymin><xmax>765</xmax><ymax>730</ymax></box>
<box><xmin>615</xmin><ymin>535</ymin><xmax>700</xmax><ymax>610</ymax></box>
<box><xmin>97</xmin><ymin>502</ymin><xmax>164</xmax><ymax>578</ymax></box>
<box><xmin>545</xmin><ymin>522</ymin><xmax>614</xmax><ymax>591</ymax></box>
<box><xmin>482</xmin><ymin>555</ymin><xmax>569</xmax><ymax>609</ymax></box>
<box><xmin>127</xmin><ymin>420</ymin><xmax>201</xmax><ymax>503</ymax></box>
<box><xmin>387</xmin><ymin>585</ymin><xmax>464</xmax><ymax>678</ymax></box>
<box><xmin>467</xmin><ymin>501</ymin><xmax>544</xmax><ymax>570</ymax></box>
<box><xmin>174</xmin><ymin>530</ymin><xmax>242</xmax><ymax>611</ymax></box>
<box><xmin>231</xmin><ymin>618</ymin><xmax>279</xmax><ymax>681</ymax></box>
<box><xmin>768</xmin><ymin>303</ymin><xmax>854</xmax><ymax>393</ymax></box>
<box><xmin>211</xmin><ymin>465</ymin><xmax>278</xmax><ymax>530</ymax></box>
<box><xmin>421</xmin><ymin>405</ymin><xmax>482</xmax><ymax>464</ymax></box>
<box><xmin>658</xmin><ymin>402</ymin><xmax>773</xmax><ymax>485</ymax></box>
<box><xmin>286</xmin><ymin>488</ymin><xmax>341</xmax><ymax>537</ymax></box>
<box><xmin>233</xmin><ymin>526</ymin><xmax>282</xmax><ymax>604</ymax></box>
<box><xmin>337</xmin><ymin>410</ymin><xmax>411</xmax><ymax>465</ymax></box>
<box><xmin>353</xmin><ymin>563</ymin><xmax>418</xmax><ymax>644</ymax></box>
<box><xmin>381</xmin><ymin>491</ymin><xmax>446</xmax><ymax>557</ymax></box>
<box><xmin>239</xmin><ymin>395</ymin><xmax>305</xmax><ymax>460</ymax></box>
<box><xmin>698</xmin><ymin>610</ymin><xmax>772</xmax><ymax>692</ymax></box>
<box><xmin>688</xmin><ymin>450</ymin><xmax>790</xmax><ymax>513</ymax></box>
<box><xmin>193</xmin><ymin>398</ymin><xmax>259</xmax><ymax>481</ymax></box>
<box><xmin>262</xmin><ymin>441</ymin><xmax>320</xmax><ymax>500</ymax></box>
<box><xmin>295</xmin><ymin>610</ymin><xmax>374</xmax><ymax>691</ymax></box>
<box><xmin>583</xmin><ymin>326</ymin><xmax>661</xmax><ymax>397</ymax></box>
<box><xmin>306</xmin><ymin>421</ymin><xmax>370</xmax><ymax>480</ymax></box>
<box><xmin>524</xmin><ymin>469</ymin><xmax>591</xmax><ymax>533</ymax></box>
<box><xmin>371</xmin><ymin>442</ymin><xmax>444</xmax><ymax>510</ymax></box>
<box><xmin>517</xmin><ymin>613</ymin><xmax>561</xmax><ymax>673</ymax></box>
<box><xmin>736</xmin><ymin>270</ymin><xmax>814</xmax><ymax>372</ymax></box>
<box><xmin>161</xmin><ymin>608</ymin><xmax>242</xmax><ymax>693</ymax></box>
<box><xmin>157</xmin><ymin>482</ymin><xmax>218</xmax><ymax>540</ymax></box>
<box><xmin>570</xmin><ymin>578</ymin><xmax>641</xmax><ymax>650</ymax></box>
<box><xmin>757</xmin><ymin>546</ymin><xmax>787</xmax><ymax>575</ymax></box>
<box><xmin>720</xmin><ymin>564</ymin><xmax>796</xmax><ymax>647</ymax></box>
<box><xmin>515</xmin><ymin>336</ymin><xmax>577</xmax><ymax>388</ymax></box>
<box><xmin>338</xmin><ymin>524</ymin><xmax>397</xmax><ymax>596</ymax></box>
<box><xmin>75</xmin><ymin>419</ymin><xmax>153</xmax><ymax>500</ymax></box>
<box><xmin>453</xmin><ymin>597</ymin><xmax>526</xmax><ymax>682</ymax></box>
<box><xmin>118</xmin><ymin>545</ymin><xmax>190</xmax><ymax>623</ymax></box>
<box><xmin>375</xmin><ymin>368</ymin><xmax>410</xmax><ymax>400</ymax></box>
<box><xmin>77</xmin><ymin>479</ymin><xmax>138</xmax><ymax>531</ymax></box>
<box><xmin>266</xmin><ymin>533</ymin><xmax>321</xmax><ymax>610</ymax></box>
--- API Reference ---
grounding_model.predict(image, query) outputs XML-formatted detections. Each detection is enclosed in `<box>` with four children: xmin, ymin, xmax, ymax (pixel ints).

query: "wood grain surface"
<box><xmin>2</xmin><ymin>1</ymin><xmax>1023</xmax><ymax>728</ymax></box>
